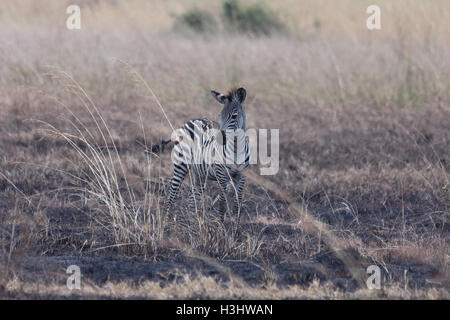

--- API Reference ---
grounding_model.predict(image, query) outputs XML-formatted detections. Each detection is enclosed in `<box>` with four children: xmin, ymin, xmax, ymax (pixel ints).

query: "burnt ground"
<box><xmin>1</xmin><ymin>173</ymin><xmax>448</xmax><ymax>299</ymax></box>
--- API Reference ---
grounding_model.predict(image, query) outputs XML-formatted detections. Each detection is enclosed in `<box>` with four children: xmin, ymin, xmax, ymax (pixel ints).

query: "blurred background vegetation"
<box><xmin>0</xmin><ymin>0</ymin><xmax>449</xmax><ymax>42</ymax></box>
<box><xmin>174</xmin><ymin>0</ymin><xmax>284</xmax><ymax>35</ymax></box>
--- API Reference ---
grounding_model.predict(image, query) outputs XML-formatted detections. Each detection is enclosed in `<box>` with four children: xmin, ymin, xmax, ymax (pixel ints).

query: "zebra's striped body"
<box><xmin>165</xmin><ymin>88</ymin><xmax>250</xmax><ymax>220</ymax></box>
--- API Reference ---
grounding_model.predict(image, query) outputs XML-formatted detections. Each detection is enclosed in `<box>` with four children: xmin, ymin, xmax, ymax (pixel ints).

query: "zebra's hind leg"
<box><xmin>164</xmin><ymin>163</ymin><xmax>188</xmax><ymax>219</ymax></box>
<box><xmin>188</xmin><ymin>180</ymin><xmax>204</xmax><ymax>216</ymax></box>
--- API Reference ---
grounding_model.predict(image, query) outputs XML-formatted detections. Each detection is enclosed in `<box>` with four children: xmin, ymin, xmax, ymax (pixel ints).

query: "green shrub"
<box><xmin>175</xmin><ymin>9</ymin><xmax>217</xmax><ymax>34</ymax></box>
<box><xmin>223</xmin><ymin>0</ymin><xmax>240</xmax><ymax>27</ymax></box>
<box><xmin>222</xmin><ymin>0</ymin><xmax>284</xmax><ymax>36</ymax></box>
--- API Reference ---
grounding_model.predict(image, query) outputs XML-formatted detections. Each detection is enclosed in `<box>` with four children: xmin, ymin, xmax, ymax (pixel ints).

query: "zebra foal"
<box><xmin>164</xmin><ymin>87</ymin><xmax>250</xmax><ymax>221</ymax></box>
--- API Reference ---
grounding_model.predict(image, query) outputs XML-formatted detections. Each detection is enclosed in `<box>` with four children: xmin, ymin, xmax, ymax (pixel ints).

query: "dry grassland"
<box><xmin>0</xmin><ymin>0</ymin><xmax>449</xmax><ymax>299</ymax></box>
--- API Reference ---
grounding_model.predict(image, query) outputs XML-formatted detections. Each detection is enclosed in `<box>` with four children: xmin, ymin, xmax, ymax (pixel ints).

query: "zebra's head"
<box><xmin>211</xmin><ymin>87</ymin><xmax>247</xmax><ymax>130</ymax></box>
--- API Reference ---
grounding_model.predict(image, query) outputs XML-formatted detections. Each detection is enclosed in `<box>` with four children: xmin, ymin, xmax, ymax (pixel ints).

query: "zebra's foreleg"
<box><xmin>216</xmin><ymin>175</ymin><xmax>231</xmax><ymax>222</ymax></box>
<box><xmin>232</xmin><ymin>173</ymin><xmax>246</xmax><ymax>222</ymax></box>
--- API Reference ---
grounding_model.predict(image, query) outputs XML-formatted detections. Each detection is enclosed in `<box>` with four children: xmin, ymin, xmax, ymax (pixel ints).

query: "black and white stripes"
<box><xmin>164</xmin><ymin>88</ymin><xmax>250</xmax><ymax>220</ymax></box>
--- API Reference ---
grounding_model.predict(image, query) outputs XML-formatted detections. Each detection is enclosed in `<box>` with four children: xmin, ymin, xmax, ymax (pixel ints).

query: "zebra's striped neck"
<box><xmin>220</xmin><ymin>109</ymin><xmax>247</xmax><ymax>167</ymax></box>
<box><xmin>222</xmin><ymin>109</ymin><xmax>245</xmax><ymax>131</ymax></box>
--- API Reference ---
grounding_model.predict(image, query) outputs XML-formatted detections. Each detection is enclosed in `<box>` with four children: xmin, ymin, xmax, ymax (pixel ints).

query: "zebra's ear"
<box><xmin>211</xmin><ymin>90</ymin><xmax>227</xmax><ymax>104</ymax></box>
<box><xmin>236</xmin><ymin>87</ymin><xmax>246</xmax><ymax>103</ymax></box>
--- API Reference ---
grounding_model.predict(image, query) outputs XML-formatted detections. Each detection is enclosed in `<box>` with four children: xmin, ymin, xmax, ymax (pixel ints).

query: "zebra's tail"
<box><xmin>150</xmin><ymin>139</ymin><xmax>172</xmax><ymax>154</ymax></box>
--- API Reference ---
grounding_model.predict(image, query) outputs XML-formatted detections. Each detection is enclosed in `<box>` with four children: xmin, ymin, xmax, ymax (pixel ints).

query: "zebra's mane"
<box><xmin>227</xmin><ymin>88</ymin><xmax>242</xmax><ymax>102</ymax></box>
